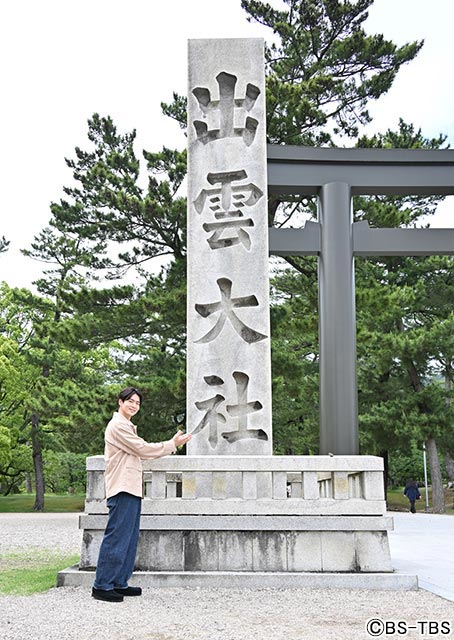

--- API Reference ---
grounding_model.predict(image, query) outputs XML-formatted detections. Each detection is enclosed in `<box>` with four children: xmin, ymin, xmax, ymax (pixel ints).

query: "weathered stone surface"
<box><xmin>218</xmin><ymin>531</ymin><xmax>253</xmax><ymax>571</ymax></box>
<box><xmin>187</xmin><ymin>38</ymin><xmax>272</xmax><ymax>455</ymax></box>
<box><xmin>135</xmin><ymin>531</ymin><xmax>184</xmax><ymax>572</ymax></box>
<box><xmin>79</xmin><ymin>514</ymin><xmax>394</xmax><ymax>532</ymax></box>
<box><xmin>58</xmin><ymin>566</ymin><xmax>419</xmax><ymax>590</ymax></box>
<box><xmin>86</xmin><ymin>454</ymin><xmax>386</xmax><ymax>472</ymax></box>
<box><xmin>252</xmin><ymin>532</ymin><xmax>287</xmax><ymax>571</ymax></box>
<box><xmin>333</xmin><ymin>472</ymin><xmax>350</xmax><ymax>499</ymax></box>
<box><xmin>362</xmin><ymin>470</ymin><xmax>386</xmax><ymax>500</ymax></box>
<box><xmin>184</xmin><ymin>531</ymin><xmax>219</xmax><ymax>571</ymax></box>
<box><xmin>287</xmin><ymin>531</ymin><xmax>322</xmax><ymax>572</ymax></box>
<box><xmin>85</xmin><ymin>497</ymin><xmax>386</xmax><ymax>516</ymax></box>
<box><xmin>85</xmin><ymin>470</ymin><xmax>105</xmax><ymax>500</ymax></box>
<box><xmin>356</xmin><ymin>531</ymin><xmax>393</xmax><ymax>572</ymax></box>
<box><xmin>77</xmin><ymin>528</ymin><xmax>394</xmax><ymax>573</ymax></box>
<box><xmin>321</xmin><ymin>532</ymin><xmax>357</xmax><ymax>571</ymax></box>
<box><xmin>85</xmin><ymin>455</ymin><xmax>388</xmax><ymax>519</ymax></box>
<box><xmin>79</xmin><ymin>529</ymin><xmax>103</xmax><ymax>569</ymax></box>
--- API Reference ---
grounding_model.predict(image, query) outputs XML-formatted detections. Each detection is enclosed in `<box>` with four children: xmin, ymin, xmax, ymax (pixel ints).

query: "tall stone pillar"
<box><xmin>186</xmin><ymin>39</ymin><xmax>272</xmax><ymax>455</ymax></box>
<box><xmin>318</xmin><ymin>182</ymin><xmax>359</xmax><ymax>455</ymax></box>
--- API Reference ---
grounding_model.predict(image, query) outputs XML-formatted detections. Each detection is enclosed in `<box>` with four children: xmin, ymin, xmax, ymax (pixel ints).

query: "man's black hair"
<box><xmin>118</xmin><ymin>387</ymin><xmax>143</xmax><ymax>403</ymax></box>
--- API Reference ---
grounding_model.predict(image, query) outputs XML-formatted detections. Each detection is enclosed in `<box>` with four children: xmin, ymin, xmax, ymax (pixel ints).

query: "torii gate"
<box><xmin>267</xmin><ymin>145</ymin><xmax>454</xmax><ymax>455</ymax></box>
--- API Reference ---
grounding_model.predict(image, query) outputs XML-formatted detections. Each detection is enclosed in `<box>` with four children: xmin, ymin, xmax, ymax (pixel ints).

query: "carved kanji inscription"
<box><xmin>193</xmin><ymin>170</ymin><xmax>263</xmax><ymax>250</ymax></box>
<box><xmin>192</xmin><ymin>72</ymin><xmax>260</xmax><ymax>146</ymax></box>
<box><xmin>195</xmin><ymin>278</ymin><xmax>267</xmax><ymax>344</ymax></box>
<box><xmin>192</xmin><ymin>372</ymin><xmax>267</xmax><ymax>448</ymax></box>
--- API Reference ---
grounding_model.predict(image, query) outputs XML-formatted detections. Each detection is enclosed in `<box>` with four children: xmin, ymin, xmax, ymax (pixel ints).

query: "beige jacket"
<box><xmin>104</xmin><ymin>412</ymin><xmax>176</xmax><ymax>499</ymax></box>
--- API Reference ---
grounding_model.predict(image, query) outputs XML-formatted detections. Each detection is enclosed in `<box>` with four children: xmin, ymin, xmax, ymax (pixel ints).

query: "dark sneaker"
<box><xmin>92</xmin><ymin>587</ymin><xmax>124</xmax><ymax>602</ymax></box>
<box><xmin>114</xmin><ymin>586</ymin><xmax>142</xmax><ymax>597</ymax></box>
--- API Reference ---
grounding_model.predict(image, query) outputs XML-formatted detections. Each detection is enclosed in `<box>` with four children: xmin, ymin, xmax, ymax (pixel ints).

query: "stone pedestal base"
<box><xmin>78</xmin><ymin>515</ymin><xmax>394</xmax><ymax>573</ymax></box>
<box><xmin>57</xmin><ymin>455</ymin><xmax>417</xmax><ymax>591</ymax></box>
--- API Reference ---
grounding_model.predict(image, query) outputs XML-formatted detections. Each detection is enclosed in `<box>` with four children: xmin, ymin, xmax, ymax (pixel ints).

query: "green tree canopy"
<box><xmin>14</xmin><ymin>0</ymin><xmax>452</xmax><ymax>514</ymax></box>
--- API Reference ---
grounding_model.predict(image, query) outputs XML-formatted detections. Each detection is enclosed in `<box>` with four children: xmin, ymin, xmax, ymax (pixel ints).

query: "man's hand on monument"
<box><xmin>172</xmin><ymin>430</ymin><xmax>192</xmax><ymax>448</ymax></box>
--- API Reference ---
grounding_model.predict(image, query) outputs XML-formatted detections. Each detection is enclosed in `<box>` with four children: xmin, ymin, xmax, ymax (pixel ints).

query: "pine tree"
<box><xmin>21</xmin><ymin>1</ymin><xmax>448</xmax><ymax>498</ymax></box>
<box><xmin>0</xmin><ymin>237</ymin><xmax>9</xmax><ymax>254</ymax></box>
<box><xmin>354</xmin><ymin>123</ymin><xmax>452</xmax><ymax>511</ymax></box>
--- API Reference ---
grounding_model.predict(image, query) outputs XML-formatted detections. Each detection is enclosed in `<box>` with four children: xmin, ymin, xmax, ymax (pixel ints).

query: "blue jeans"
<box><xmin>93</xmin><ymin>492</ymin><xmax>142</xmax><ymax>591</ymax></box>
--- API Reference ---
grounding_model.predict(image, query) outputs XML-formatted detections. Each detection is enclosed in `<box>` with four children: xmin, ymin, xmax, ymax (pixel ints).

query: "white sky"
<box><xmin>1</xmin><ymin>0</ymin><xmax>454</xmax><ymax>288</ymax></box>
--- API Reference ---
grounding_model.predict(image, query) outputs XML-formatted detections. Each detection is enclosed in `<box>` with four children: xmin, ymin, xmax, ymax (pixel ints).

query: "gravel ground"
<box><xmin>0</xmin><ymin>513</ymin><xmax>82</xmax><ymax>554</ymax></box>
<box><xmin>1</xmin><ymin>513</ymin><xmax>454</xmax><ymax>640</ymax></box>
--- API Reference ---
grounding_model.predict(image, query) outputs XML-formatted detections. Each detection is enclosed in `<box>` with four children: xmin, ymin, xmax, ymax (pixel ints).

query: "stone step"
<box><xmin>57</xmin><ymin>566</ymin><xmax>418</xmax><ymax>591</ymax></box>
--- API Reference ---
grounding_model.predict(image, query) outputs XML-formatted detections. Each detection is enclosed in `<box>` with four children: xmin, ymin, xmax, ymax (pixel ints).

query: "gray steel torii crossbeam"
<box><xmin>267</xmin><ymin>145</ymin><xmax>454</xmax><ymax>456</ymax></box>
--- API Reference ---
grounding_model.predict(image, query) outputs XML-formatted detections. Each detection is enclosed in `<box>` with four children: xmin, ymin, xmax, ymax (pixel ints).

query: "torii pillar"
<box><xmin>268</xmin><ymin>146</ymin><xmax>454</xmax><ymax>455</ymax></box>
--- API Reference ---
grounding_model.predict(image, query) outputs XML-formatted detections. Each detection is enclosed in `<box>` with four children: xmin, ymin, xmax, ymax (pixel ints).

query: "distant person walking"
<box><xmin>404</xmin><ymin>478</ymin><xmax>421</xmax><ymax>514</ymax></box>
<box><xmin>92</xmin><ymin>386</ymin><xmax>191</xmax><ymax>603</ymax></box>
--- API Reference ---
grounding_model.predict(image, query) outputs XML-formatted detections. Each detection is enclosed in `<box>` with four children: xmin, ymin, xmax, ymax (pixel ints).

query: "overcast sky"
<box><xmin>1</xmin><ymin>0</ymin><xmax>454</xmax><ymax>288</ymax></box>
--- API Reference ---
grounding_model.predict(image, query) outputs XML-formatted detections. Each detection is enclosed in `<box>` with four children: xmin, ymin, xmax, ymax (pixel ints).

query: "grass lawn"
<box><xmin>0</xmin><ymin>493</ymin><xmax>85</xmax><ymax>513</ymax></box>
<box><xmin>2</xmin><ymin>489</ymin><xmax>453</xmax><ymax>516</ymax></box>
<box><xmin>0</xmin><ymin>551</ymin><xmax>80</xmax><ymax>595</ymax></box>
<box><xmin>386</xmin><ymin>486</ymin><xmax>454</xmax><ymax>514</ymax></box>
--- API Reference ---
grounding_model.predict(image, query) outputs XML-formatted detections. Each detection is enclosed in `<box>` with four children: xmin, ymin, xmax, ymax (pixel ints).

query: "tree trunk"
<box><xmin>25</xmin><ymin>472</ymin><xmax>32</xmax><ymax>493</ymax></box>
<box><xmin>445</xmin><ymin>452</ymin><xmax>454</xmax><ymax>486</ymax></box>
<box><xmin>31</xmin><ymin>414</ymin><xmax>45</xmax><ymax>511</ymax></box>
<box><xmin>444</xmin><ymin>375</ymin><xmax>454</xmax><ymax>487</ymax></box>
<box><xmin>426</xmin><ymin>437</ymin><xmax>445</xmax><ymax>514</ymax></box>
<box><xmin>380</xmin><ymin>449</ymin><xmax>388</xmax><ymax>500</ymax></box>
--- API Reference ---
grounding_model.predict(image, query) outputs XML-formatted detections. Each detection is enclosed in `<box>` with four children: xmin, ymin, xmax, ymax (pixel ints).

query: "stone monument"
<box><xmin>58</xmin><ymin>38</ymin><xmax>439</xmax><ymax>590</ymax></box>
<box><xmin>186</xmin><ymin>38</ymin><xmax>272</xmax><ymax>457</ymax></box>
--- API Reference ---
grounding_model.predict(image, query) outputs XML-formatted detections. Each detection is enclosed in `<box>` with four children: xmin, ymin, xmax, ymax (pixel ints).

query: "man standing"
<box><xmin>92</xmin><ymin>386</ymin><xmax>191</xmax><ymax>602</ymax></box>
<box><xmin>404</xmin><ymin>478</ymin><xmax>421</xmax><ymax>514</ymax></box>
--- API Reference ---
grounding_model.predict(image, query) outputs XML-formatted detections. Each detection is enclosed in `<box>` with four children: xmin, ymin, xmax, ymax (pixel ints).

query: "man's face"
<box><xmin>119</xmin><ymin>393</ymin><xmax>141</xmax><ymax>419</ymax></box>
